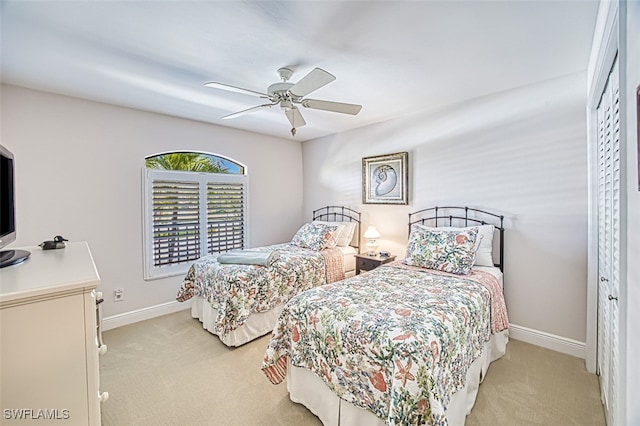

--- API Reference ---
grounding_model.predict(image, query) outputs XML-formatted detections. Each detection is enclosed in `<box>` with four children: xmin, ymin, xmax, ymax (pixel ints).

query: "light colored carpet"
<box><xmin>100</xmin><ymin>310</ymin><xmax>605</xmax><ymax>426</ymax></box>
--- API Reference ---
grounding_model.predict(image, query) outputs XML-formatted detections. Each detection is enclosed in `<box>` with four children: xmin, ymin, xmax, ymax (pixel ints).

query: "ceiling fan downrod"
<box><xmin>277</xmin><ymin>67</ymin><xmax>294</xmax><ymax>82</ymax></box>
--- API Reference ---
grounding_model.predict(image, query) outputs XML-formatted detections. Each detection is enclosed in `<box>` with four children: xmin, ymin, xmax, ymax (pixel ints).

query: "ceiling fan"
<box><xmin>205</xmin><ymin>67</ymin><xmax>362</xmax><ymax>136</ymax></box>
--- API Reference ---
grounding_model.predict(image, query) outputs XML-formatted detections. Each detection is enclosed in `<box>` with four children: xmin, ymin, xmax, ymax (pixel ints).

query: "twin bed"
<box><xmin>261</xmin><ymin>206</ymin><xmax>508</xmax><ymax>425</ymax></box>
<box><xmin>176</xmin><ymin>206</ymin><xmax>361</xmax><ymax>347</ymax></box>
<box><xmin>176</xmin><ymin>205</ymin><xmax>508</xmax><ymax>424</ymax></box>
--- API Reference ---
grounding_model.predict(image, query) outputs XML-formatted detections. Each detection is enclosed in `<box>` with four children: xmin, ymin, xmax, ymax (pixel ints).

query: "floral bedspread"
<box><xmin>261</xmin><ymin>262</ymin><xmax>508</xmax><ymax>426</ymax></box>
<box><xmin>176</xmin><ymin>243</ymin><xmax>344</xmax><ymax>337</ymax></box>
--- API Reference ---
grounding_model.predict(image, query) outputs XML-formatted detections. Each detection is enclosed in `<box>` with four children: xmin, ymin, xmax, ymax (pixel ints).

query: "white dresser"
<box><xmin>0</xmin><ymin>241</ymin><xmax>107</xmax><ymax>425</ymax></box>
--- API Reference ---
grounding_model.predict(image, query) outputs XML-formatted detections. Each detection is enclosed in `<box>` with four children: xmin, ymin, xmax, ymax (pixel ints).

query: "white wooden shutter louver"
<box><xmin>151</xmin><ymin>179</ymin><xmax>201</xmax><ymax>266</ymax></box>
<box><xmin>596</xmin><ymin>68</ymin><xmax>611</xmax><ymax>415</ymax></box>
<box><xmin>207</xmin><ymin>182</ymin><xmax>245</xmax><ymax>253</ymax></box>
<box><xmin>596</xmin><ymin>57</ymin><xmax>619</xmax><ymax>426</ymax></box>
<box><xmin>609</xmin><ymin>59</ymin><xmax>620</xmax><ymax>426</ymax></box>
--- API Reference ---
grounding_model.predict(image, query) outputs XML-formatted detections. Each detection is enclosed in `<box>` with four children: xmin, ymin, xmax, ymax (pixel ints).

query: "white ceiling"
<box><xmin>1</xmin><ymin>1</ymin><xmax>599</xmax><ymax>141</ymax></box>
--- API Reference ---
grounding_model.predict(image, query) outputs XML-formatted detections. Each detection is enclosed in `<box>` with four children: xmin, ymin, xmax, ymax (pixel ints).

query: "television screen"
<box><xmin>0</xmin><ymin>145</ymin><xmax>16</xmax><ymax>247</ymax></box>
<box><xmin>0</xmin><ymin>143</ymin><xmax>30</xmax><ymax>267</ymax></box>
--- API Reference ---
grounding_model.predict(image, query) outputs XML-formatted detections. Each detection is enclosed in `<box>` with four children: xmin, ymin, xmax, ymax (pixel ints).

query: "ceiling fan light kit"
<box><xmin>205</xmin><ymin>67</ymin><xmax>362</xmax><ymax>136</ymax></box>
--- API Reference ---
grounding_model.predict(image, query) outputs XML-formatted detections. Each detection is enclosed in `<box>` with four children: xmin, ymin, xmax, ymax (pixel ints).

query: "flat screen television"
<box><xmin>1</xmin><ymin>143</ymin><xmax>30</xmax><ymax>268</ymax></box>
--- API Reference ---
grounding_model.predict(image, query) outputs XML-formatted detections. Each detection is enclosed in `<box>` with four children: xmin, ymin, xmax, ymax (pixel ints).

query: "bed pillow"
<box><xmin>338</xmin><ymin>221</ymin><xmax>357</xmax><ymax>247</ymax></box>
<box><xmin>416</xmin><ymin>224</ymin><xmax>495</xmax><ymax>267</ymax></box>
<box><xmin>312</xmin><ymin>221</ymin><xmax>346</xmax><ymax>248</ymax></box>
<box><xmin>403</xmin><ymin>225</ymin><xmax>480</xmax><ymax>275</ymax></box>
<box><xmin>291</xmin><ymin>222</ymin><xmax>339</xmax><ymax>251</ymax></box>
<box><xmin>471</xmin><ymin>225</ymin><xmax>494</xmax><ymax>266</ymax></box>
<box><xmin>313</xmin><ymin>220</ymin><xmax>357</xmax><ymax>247</ymax></box>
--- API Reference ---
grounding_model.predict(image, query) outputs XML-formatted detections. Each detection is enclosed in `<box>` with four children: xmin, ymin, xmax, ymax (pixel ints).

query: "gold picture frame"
<box><xmin>362</xmin><ymin>152</ymin><xmax>408</xmax><ymax>205</ymax></box>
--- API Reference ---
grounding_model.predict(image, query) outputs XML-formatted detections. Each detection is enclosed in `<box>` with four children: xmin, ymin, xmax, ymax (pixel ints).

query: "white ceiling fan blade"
<box><xmin>302</xmin><ymin>99</ymin><xmax>362</xmax><ymax>115</ymax></box>
<box><xmin>285</xmin><ymin>106</ymin><xmax>306</xmax><ymax>128</ymax></box>
<box><xmin>205</xmin><ymin>81</ymin><xmax>268</xmax><ymax>97</ymax></box>
<box><xmin>222</xmin><ymin>103</ymin><xmax>274</xmax><ymax>119</ymax></box>
<box><xmin>289</xmin><ymin>68</ymin><xmax>336</xmax><ymax>97</ymax></box>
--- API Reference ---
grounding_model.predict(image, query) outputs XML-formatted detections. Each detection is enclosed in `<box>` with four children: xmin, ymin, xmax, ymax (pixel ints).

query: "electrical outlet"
<box><xmin>114</xmin><ymin>288</ymin><xmax>124</xmax><ymax>302</ymax></box>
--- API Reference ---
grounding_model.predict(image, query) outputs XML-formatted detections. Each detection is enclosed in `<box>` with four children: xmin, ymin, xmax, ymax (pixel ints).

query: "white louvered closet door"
<box><xmin>596</xmin><ymin>56</ymin><xmax>620</xmax><ymax>426</ymax></box>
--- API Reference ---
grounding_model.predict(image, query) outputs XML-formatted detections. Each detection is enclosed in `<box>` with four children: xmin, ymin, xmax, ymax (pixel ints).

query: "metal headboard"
<box><xmin>408</xmin><ymin>206</ymin><xmax>505</xmax><ymax>272</ymax></box>
<box><xmin>313</xmin><ymin>206</ymin><xmax>361</xmax><ymax>250</ymax></box>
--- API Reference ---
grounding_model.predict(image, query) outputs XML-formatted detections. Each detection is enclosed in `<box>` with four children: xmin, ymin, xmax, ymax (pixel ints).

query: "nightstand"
<box><xmin>355</xmin><ymin>253</ymin><xmax>396</xmax><ymax>274</ymax></box>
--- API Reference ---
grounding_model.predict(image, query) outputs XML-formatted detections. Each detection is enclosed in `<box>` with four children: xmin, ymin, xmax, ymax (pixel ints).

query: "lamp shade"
<box><xmin>364</xmin><ymin>225</ymin><xmax>380</xmax><ymax>239</ymax></box>
<box><xmin>364</xmin><ymin>225</ymin><xmax>380</xmax><ymax>256</ymax></box>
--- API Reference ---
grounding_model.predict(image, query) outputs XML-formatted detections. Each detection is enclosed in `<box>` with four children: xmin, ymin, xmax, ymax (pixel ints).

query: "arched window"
<box><xmin>142</xmin><ymin>151</ymin><xmax>248</xmax><ymax>280</ymax></box>
<box><xmin>145</xmin><ymin>152</ymin><xmax>245</xmax><ymax>174</ymax></box>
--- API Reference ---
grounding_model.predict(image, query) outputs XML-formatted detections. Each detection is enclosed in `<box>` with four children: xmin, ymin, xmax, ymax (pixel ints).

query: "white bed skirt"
<box><xmin>190</xmin><ymin>270</ymin><xmax>357</xmax><ymax>347</ymax></box>
<box><xmin>191</xmin><ymin>296</ymin><xmax>284</xmax><ymax>347</ymax></box>
<box><xmin>287</xmin><ymin>329</ymin><xmax>509</xmax><ymax>426</ymax></box>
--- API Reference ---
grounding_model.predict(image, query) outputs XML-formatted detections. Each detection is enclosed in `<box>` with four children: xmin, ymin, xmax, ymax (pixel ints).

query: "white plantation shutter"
<box><xmin>143</xmin><ymin>169</ymin><xmax>248</xmax><ymax>279</ymax></box>
<box><xmin>596</xmin><ymin>56</ymin><xmax>619</xmax><ymax>426</ymax></box>
<box><xmin>207</xmin><ymin>182</ymin><xmax>245</xmax><ymax>253</ymax></box>
<box><xmin>151</xmin><ymin>179</ymin><xmax>201</xmax><ymax>266</ymax></box>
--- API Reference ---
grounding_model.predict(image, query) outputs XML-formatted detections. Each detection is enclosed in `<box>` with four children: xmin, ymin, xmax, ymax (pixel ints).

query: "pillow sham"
<box><xmin>291</xmin><ymin>222</ymin><xmax>339</xmax><ymax>251</ymax></box>
<box><xmin>313</xmin><ymin>220</ymin><xmax>357</xmax><ymax>247</ymax></box>
<box><xmin>312</xmin><ymin>221</ymin><xmax>345</xmax><ymax>248</ymax></box>
<box><xmin>471</xmin><ymin>224</ymin><xmax>494</xmax><ymax>266</ymax></box>
<box><xmin>403</xmin><ymin>225</ymin><xmax>480</xmax><ymax>275</ymax></box>
<box><xmin>415</xmin><ymin>224</ymin><xmax>495</xmax><ymax>267</ymax></box>
<box><xmin>338</xmin><ymin>221</ymin><xmax>357</xmax><ymax>247</ymax></box>
<box><xmin>322</xmin><ymin>222</ymin><xmax>346</xmax><ymax>248</ymax></box>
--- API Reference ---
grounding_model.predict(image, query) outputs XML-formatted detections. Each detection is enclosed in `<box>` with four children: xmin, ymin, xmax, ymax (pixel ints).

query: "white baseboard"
<box><xmin>102</xmin><ymin>300</ymin><xmax>191</xmax><ymax>331</ymax></box>
<box><xmin>509</xmin><ymin>323</ymin><xmax>586</xmax><ymax>359</ymax></box>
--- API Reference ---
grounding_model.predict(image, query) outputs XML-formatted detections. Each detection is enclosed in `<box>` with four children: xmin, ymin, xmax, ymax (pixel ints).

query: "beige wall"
<box><xmin>1</xmin><ymin>84</ymin><xmax>304</xmax><ymax>318</ymax></box>
<box><xmin>303</xmin><ymin>72</ymin><xmax>589</xmax><ymax>345</ymax></box>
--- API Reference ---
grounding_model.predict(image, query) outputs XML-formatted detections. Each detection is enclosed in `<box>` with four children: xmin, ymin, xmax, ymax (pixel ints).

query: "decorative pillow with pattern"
<box><xmin>291</xmin><ymin>222</ymin><xmax>339</xmax><ymax>251</ymax></box>
<box><xmin>403</xmin><ymin>225</ymin><xmax>480</xmax><ymax>275</ymax></box>
<box><xmin>415</xmin><ymin>224</ymin><xmax>493</xmax><ymax>266</ymax></box>
<box><xmin>313</xmin><ymin>221</ymin><xmax>357</xmax><ymax>247</ymax></box>
<box><xmin>312</xmin><ymin>221</ymin><xmax>346</xmax><ymax>249</ymax></box>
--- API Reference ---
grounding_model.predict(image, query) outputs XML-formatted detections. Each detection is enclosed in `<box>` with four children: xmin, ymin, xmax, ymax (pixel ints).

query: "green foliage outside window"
<box><xmin>145</xmin><ymin>152</ymin><xmax>244</xmax><ymax>174</ymax></box>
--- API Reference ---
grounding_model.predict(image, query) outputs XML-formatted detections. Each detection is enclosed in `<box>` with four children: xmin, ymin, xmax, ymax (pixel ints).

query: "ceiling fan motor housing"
<box><xmin>268</xmin><ymin>82</ymin><xmax>294</xmax><ymax>95</ymax></box>
<box><xmin>267</xmin><ymin>82</ymin><xmax>300</xmax><ymax>109</ymax></box>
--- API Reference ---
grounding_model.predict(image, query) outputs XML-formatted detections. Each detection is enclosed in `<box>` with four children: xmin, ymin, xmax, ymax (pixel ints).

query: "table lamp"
<box><xmin>364</xmin><ymin>225</ymin><xmax>381</xmax><ymax>256</ymax></box>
